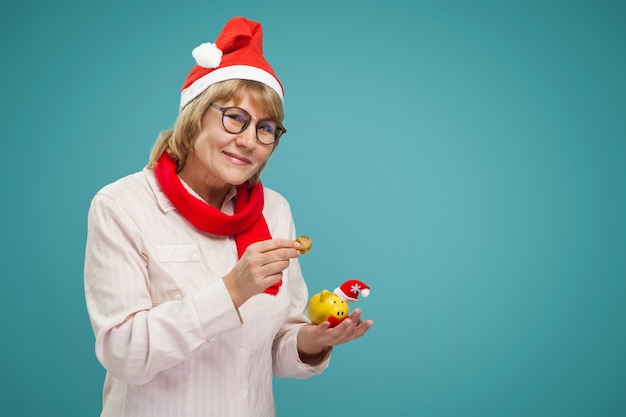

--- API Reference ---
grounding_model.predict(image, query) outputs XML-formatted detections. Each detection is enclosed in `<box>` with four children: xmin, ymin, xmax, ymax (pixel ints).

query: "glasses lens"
<box><xmin>222</xmin><ymin>107</ymin><xmax>250</xmax><ymax>133</ymax></box>
<box><xmin>256</xmin><ymin>120</ymin><xmax>281</xmax><ymax>144</ymax></box>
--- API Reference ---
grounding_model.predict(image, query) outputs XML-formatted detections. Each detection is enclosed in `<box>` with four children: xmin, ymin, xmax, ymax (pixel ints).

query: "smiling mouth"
<box><xmin>223</xmin><ymin>151</ymin><xmax>251</xmax><ymax>165</ymax></box>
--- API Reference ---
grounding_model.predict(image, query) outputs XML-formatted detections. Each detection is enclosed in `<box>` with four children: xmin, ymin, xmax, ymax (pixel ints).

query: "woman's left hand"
<box><xmin>297</xmin><ymin>308</ymin><xmax>373</xmax><ymax>362</ymax></box>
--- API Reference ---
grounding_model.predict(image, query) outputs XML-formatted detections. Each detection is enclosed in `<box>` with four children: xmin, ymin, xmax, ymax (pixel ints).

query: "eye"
<box><xmin>257</xmin><ymin>121</ymin><xmax>276</xmax><ymax>133</ymax></box>
<box><xmin>226</xmin><ymin>112</ymin><xmax>246</xmax><ymax>123</ymax></box>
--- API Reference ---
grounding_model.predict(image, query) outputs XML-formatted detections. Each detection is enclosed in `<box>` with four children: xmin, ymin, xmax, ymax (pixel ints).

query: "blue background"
<box><xmin>1</xmin><ymin>0</ymin><xmax>625</xmax><ymax>416</ymax></box>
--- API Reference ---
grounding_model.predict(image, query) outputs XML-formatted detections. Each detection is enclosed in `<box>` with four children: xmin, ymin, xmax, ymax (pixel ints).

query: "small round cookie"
<box><xmin>295</xmin><ymin>235</ymin><xmax>312</xmax><ymax>255</ymax></box>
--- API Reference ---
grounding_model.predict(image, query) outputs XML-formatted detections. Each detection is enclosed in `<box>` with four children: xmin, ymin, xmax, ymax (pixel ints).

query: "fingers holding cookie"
<box><xmin>295</xmin><ymin>235</ymin><xmax>312</xmax><ymax>255</ymax></box>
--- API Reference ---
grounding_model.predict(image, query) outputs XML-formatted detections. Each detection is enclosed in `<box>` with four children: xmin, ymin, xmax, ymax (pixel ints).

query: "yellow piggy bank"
<box><xmin>308</xmin><ymin>290</ymin><xmax>348</xmax><ymax>327</ymax></box>
<box><xmin>307</xmin><ymin>280</ymin><xmax>371</xmax><ymax>328</ymax></box>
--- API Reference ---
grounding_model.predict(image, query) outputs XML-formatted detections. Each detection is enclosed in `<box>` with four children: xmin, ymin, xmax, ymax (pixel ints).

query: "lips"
<box><xmin>223</xmin><ymin>151</ymin><xmax>251</xmax><ymax>166</ymax></box>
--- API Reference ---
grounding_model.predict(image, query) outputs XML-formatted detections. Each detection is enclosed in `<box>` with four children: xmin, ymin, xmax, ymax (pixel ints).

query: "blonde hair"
<box><xmin>148</xmin><ymin>79</ymin><xmax>285</xmax><ymax>187</ymax></box>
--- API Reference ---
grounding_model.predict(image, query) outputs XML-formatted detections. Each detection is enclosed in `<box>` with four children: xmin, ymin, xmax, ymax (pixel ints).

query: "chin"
<box><xmin>223</xmin><ymin>174</ymin><xmax>253</xmax><ymax>187</ymax></box>
<box><xmin>228</xmin><ymin>169</ymin><xmax>259</xmax><ymax>187</ymax></box>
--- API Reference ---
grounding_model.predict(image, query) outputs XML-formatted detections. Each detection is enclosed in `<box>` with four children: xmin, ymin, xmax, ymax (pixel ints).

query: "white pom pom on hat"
<box><xmin>334</xmin><ymin>280</ymin><xmax>371</xmax><ymax>302</ymax></box>
<box><xmin>191</xmin><ymin>42</ymin><xmax>223</xmax><ymax>68</ymax></box>
<box><xmin>180</xmin><ymin>16</ymin><xmax>284</xmax><ymax>111</ymax></box>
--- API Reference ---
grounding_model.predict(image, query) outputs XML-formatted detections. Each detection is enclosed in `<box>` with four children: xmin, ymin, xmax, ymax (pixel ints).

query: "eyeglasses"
<box><xmin>209</xmin><ymin>103</ymin><xmax>287</xmax><ymax>145</ymax></box>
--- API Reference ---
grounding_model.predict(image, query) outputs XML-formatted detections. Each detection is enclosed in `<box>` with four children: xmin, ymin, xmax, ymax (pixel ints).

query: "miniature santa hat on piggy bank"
<box><xmin>334</xmin><ymin>280</ymin><xmax>371</xmax><ymax>302</ymax></box>
<box><xmin>179</xmin><ymin>16</ymin><xmax>284</xmax><ymax>110</ymax></box>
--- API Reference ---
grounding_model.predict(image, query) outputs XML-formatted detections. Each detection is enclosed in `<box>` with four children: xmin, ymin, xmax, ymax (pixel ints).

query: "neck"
<box><xmin>201</xmin><ymin>187</ymin><xmax>230</xmax><ymax>209</ymax></box>
<box><xmin>190</xmin><ymin>183</ymin><xmax>230</xmax><ymax>209</ymax></box>
<box><xmin>178</xmin><ymin>167</ymin><xmax>231</xmax><ymax>210</ymax></box>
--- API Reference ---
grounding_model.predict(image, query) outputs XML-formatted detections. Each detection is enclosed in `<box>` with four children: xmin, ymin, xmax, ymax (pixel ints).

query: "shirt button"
<box><xmin>239</xmin><ymin>387</ymin><xmax>247</xmax><ymax>396</ymax></box>
<box><xmin>238</xmin><ymin>346</ymin><xmax>246</xmax><ymax>355</ymax></box>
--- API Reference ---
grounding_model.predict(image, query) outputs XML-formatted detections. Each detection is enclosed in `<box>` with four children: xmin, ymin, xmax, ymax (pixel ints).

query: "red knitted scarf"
<box><xmin>154</xmin><ymin>152</ymin><xmax>280</xmax><ymax>295</ymax></box>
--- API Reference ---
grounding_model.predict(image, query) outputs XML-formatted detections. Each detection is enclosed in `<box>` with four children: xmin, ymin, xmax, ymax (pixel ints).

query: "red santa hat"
<box><xmin>179</xmin><ymin>16</ymin><xmax>284</xmax><ymax>110</ymax></box>
<box><xmin>334</xmin><ymin>280</ymin><xmax>371</xmax><ymax>302</ymax></box>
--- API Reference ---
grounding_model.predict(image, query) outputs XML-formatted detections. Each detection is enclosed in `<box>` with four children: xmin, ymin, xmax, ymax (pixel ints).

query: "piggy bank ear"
<box><xmin>319</xmin><ymin>289</ymin><xmax>331</xmax><ymax>301</ymax></box>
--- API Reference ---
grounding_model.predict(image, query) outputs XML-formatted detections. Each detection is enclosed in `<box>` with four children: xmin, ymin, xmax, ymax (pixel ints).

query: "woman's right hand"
<box><xmin>223</xmin><ymin>239</ymin><xmax>300</xmax><ymax>308</ymax></box>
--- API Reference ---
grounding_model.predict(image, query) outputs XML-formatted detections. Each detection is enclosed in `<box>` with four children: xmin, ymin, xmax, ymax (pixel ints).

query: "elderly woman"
<box><xmin>84</xmin><ymin>17</ymin><xmax>372</xmax><ymax>417</ymax></box>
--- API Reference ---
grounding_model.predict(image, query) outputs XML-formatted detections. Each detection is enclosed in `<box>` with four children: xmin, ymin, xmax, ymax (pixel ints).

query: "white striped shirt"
<box><xmin>84</xmin><ymin>168</ymin><xmax>329</xmax><ymax>417</ymax></box>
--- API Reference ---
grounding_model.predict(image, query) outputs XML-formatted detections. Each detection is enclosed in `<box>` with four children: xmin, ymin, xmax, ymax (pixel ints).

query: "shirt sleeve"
<box><xmin>84</xmin><ymin>192</ymin><xmax>242</xmax><ymax>385</ymax></box>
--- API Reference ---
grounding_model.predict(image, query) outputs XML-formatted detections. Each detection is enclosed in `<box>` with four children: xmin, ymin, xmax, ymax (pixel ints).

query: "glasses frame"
<box><xmin>209</xmin><ymin>103</ymin><xmax>287</xmax><ymax>145</ymax></box>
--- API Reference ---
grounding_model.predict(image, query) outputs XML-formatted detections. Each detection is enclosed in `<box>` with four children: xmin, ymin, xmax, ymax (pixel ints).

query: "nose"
<box><xmin>235</xmin><ymin>123</ymin><xmax>257</xmax><ymax>148</ymax></box>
